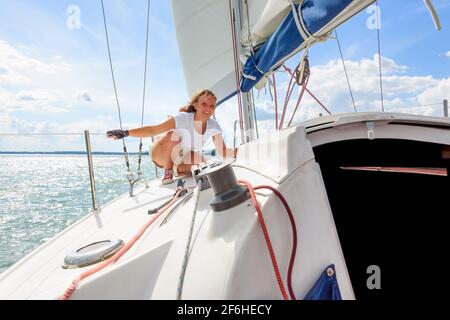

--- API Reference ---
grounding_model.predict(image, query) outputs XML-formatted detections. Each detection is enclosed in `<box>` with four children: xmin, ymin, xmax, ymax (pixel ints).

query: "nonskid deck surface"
<box><xmin>0</xmin><ymin>176</ymin><xmax>196</xmax><ymax>299</ymax></box>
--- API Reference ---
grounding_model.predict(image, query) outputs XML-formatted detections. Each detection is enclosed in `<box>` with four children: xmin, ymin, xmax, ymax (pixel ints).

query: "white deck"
<box><xmin>0</xmin><ymin>177</ymin><xmax>196</xmax><ymax>299</ymax></box>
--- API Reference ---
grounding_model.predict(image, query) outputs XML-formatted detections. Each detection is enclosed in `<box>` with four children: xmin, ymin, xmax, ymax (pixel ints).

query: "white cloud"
<box><xmin>0</xmin><ymin>41</ymin><xmax>116</xmax><ymax>115</ymax></box>
<box><xmin>0</xmin><ymin>114</ymin><xmax>124</xmax><ymax>152</ymax></box>
<box><xmin>0</xmin><ymin>88</ymin><xmax>67</xmax><ymax>113</ymax></box>
<box><xmin>0</xmin><ymin>40</ymin><xmax>70</xmax><ymax>85</ymax></box>
<box><xmin>416</xmin><ymin>77</ymin><xmax>450</xmax><ymax>105</ymax></box>
<box><xmin>252</xmin><ymin>54</ymin><xmax>448</xmax><ymax>126</ymax></box>
<box><xmin>447</xmin><ymin>51</ymin><xmax>450</xmax><ymax>59</ymax></box>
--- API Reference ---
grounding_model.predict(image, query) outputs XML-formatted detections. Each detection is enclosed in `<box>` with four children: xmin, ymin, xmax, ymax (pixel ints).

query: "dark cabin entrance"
<box><xmin>314</xmin><ymin>139</ymin><xmax>449</xmax><ymax>300</ymax></box>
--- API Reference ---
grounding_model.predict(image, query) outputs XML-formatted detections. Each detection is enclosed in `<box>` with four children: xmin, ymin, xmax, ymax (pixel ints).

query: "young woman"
<box><xmin>107</xmin><ymin>89</ymin><xmax>237</xmax><ymax>184</ymax></box>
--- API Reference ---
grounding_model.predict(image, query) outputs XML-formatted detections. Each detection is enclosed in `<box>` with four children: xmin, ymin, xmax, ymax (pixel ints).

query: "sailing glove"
<box><xmin>106</xmin><ymin>129</ymin><xmax>129</xmax><ymax>140</ymax></box>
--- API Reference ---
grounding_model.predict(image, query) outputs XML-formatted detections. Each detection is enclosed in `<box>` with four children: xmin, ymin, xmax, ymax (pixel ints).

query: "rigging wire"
<box><xmin>137</xmin><ymin>0</ymin><xmax>151</xmax><ymax>179</ymax></box>
<box><xmin>100</xmin><ymin>0</ymin><xmax>133</xmax><ymax>182</ymax></box>
<box><xmin>100</xmin><ymin>0</ymin><xmax>124</xmax><ymax>130</ymax></box>
<box><xmin>376</xmin><ymin>0</ymin><xmax>385</xmax><ymax>112</ymax></box>
<box><xmin>335</xmin><ymin>30</ymin><xmax>357</xmax><ymax>112</ymax></box>
<box><xmin>140</xmin><ymin>0</ymin><xmax>150</xmax><ymax>129</ymax></box>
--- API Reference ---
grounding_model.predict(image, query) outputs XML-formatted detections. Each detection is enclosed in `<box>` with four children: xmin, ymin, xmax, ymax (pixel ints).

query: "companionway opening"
<box><xmin>314</xmin><ymin>139</ymin><xmax>449</xmax><ymax>300</ymax></box>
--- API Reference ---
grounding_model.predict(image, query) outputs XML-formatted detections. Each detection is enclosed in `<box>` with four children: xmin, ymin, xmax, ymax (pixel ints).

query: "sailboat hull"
<box><xmin>1</xmin><ymin>112</ymin><xmax>449</xmax><ymax>300</ymax></box>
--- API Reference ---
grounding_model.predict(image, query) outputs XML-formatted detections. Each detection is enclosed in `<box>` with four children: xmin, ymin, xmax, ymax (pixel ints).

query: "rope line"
<box><xmin>254</xmin><ymin>185</ymin><xmax>298</xmax><ymax>300</ymax></box>
<box><xmin>287</xmin><ymin>76</ymin><xmax>309</xmax><ymax>127</ymax></box>
<box><xmin>176</xmin><ymin>181</ymin><xmax>201</xmax><ymax>300</ymax></box>
<box><xmin>279</xmin><ymin>71</ymin><xmax>296</xmax><ymax>129</ymax></box>
<box><xmin>282</xmin><ymin>65</ymin><xmax>332</xmax><ymax>119</ymax></box>
<box><xmin>239</xmin><ymin>180</ymin><xmax>289</xmax><ymax>300</ymax></box>
<box><xmin>59</xmin><ymin>187</ymin><xmax>185</xmax><ymax>300</ymax></box>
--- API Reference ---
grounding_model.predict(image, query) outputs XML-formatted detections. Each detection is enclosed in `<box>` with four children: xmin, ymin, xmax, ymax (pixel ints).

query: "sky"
<box><xmin>0</xmin><ymin>0</ymin><xmax>449</xmax><ymax>152</ymax></box>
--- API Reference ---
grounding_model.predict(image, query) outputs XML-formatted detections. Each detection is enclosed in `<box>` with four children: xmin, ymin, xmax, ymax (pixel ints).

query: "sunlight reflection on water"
<box><xmin>0</xmin><ymin>154</ymin><xmax>156</xmax><ymax>273</ymax></box>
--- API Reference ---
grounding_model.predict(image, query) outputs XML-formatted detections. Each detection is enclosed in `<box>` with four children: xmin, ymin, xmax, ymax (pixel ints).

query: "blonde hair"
<box><xmin>179</xmin><ymin>89</ymin><xmax>217</xmax><ymax>113</ymax></box>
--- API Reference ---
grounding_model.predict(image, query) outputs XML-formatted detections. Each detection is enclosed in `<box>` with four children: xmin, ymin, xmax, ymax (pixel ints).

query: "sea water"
<box><xmin>0</xmin><ymin>154</ymin><xmax>156</xmax><ymax>274</ymax></box>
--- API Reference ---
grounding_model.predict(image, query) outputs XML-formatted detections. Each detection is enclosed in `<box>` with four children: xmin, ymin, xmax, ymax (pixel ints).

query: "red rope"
<box><xmin>59</xmin><ymin>188</ymin><xmax>184</xmax><ymax>300</ymax></box>
<box><xmin>287</xmin><ymin>76</ymin><xmax>309</xmax><ymax>127</ymax></box>
<box><xmin>254</xmin><ymin>185</ymin><xmax>298</xmax><ymax>300</ymax></box>
<box><xmin>304</xmin><ymin>88</ymin><xmax>331</xmax><ymax>115</ymax></box>
<box><xmin>279</xmin><ymin>71</ymin><xmax>295</xmax><ymax>129</ymax></box>
<box><xmin>283</xmin><ymin>65</ymin><xmax>332</xmax><ymax>119</ymax></box>
<box><xmin>239</xmin><ymin>180</ymin><xmax>290</xmax><ymax>300</ymax></box>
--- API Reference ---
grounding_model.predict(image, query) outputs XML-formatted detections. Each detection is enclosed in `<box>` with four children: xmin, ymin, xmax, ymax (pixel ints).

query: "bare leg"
<box><xmin>151</xmin><ymin>131</ymin><xmax>181</xmax><ymax>169</ymax></box>
<box><xmin>152</xmin><ymin>132</ymin><xmax>205</xmax><ymax>175</ymax></box>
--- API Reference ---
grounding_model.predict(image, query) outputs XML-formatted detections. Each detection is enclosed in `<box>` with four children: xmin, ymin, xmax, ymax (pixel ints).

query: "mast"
<box><xmin>233</xmin><ymin>0</ymin><xmax>256</xmax><ymax>143</ymax></box>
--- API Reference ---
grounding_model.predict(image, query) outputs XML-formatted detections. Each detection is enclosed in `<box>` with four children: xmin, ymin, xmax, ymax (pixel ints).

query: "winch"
<box><xmin>191</xmin><ymin>160</ymin><xmax>249</xmax><ymax>212</ymax></box>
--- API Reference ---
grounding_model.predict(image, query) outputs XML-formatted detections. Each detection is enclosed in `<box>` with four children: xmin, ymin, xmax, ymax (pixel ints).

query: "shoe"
<box><xmin>161</xmin><ymin>169</ymin><xmax>173</xmax><ymax>185</ymax></box>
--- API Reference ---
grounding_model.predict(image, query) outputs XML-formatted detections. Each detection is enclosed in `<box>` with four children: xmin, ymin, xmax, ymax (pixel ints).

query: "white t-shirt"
<box><xmin>172</xmin><ymin>112</ymin><xmax>222</xmax><ymax>151</ymax></box>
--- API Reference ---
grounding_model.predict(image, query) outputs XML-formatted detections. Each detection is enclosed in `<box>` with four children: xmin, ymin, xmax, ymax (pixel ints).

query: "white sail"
<box><xmin>170</xmin><ymin>0</ymin><xmax>237</xmax><ymax>102</ymax></box>
<box><xmin>170</xmin><ymin>0</ymin><xmax>275</xmax><ymax>103</ymax></box>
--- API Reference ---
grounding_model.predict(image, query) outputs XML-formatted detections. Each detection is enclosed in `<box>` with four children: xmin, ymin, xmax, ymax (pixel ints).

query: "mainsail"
<box><xmin>170</xmin><ymin>0</ymin><xmax>375</xmax><ymax>104</ymax></box>
<box><xmin>170</xmin><ymin>0</ymin><xmax>268</xmax><ymax>104</ymax></box>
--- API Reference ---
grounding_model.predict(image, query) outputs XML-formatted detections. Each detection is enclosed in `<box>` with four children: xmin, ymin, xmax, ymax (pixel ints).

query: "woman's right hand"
<box><xmin>106</xmin><ymin>129</ymin><xmax>129</xmax><ymax>140</ymax></box>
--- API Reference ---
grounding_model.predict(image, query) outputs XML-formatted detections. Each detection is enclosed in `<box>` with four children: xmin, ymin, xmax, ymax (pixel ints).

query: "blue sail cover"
<box><xmin>240</xmin><ymin>0</ymin><xmax>353</xmax><ymax>92</ymax></box>
<box><xmin>304</xmin><ymin>264</ymin><xmax>342</xmax><ymax>300</ymax></box>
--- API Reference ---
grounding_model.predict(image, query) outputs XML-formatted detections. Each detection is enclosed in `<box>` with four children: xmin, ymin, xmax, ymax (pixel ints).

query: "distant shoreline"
<box><xmin>0</xmin><ymin>150</ymin><xmax>215</xmax><ymax>155</ymax></box>
<box><xmin>0</xmin><ymin>151</ymin><xmax>149</xmax><ymax>155</ymax></box>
